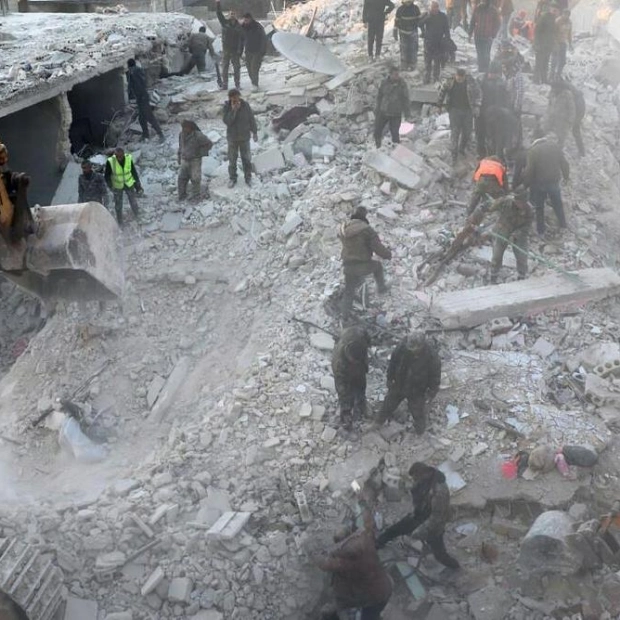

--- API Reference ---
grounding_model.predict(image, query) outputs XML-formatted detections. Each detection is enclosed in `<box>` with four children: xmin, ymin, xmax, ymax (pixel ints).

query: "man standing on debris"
<box><xmin>419</xmin><ymin>1</ymin><xmax>450</xmax><ymax>84</ymax></box>
<box><xmin>438</xmin><ymin>68</ymin><xmax>481</xmax><ymax>164</ymax></box>
<box><xmin>223</xmin><ymin>89</ymin><xmax>258</xmax><ymax>188</ymax></box>
<box><xmin>550</xmin><ymin>9</ymin><xmax>572</xmax><ymax>81</ymax></box>
<box><xmin>375</xmin><ymin>332</ymin><xmax>441</xmax><ymax>434</ymax></box>
<box><xmin>476</xmin><ymin>61</ymin><xmax>509</xmax><ymax>158</ymax></box>
<box><xmin>241</xmin><ymin>13</ymin><xmax>267</xmax><ymax>89</ymax></box>
<box><xmin>126</xmin><ymin>59</ymin><xmax>165</xmax><ymax>143</ymax></box>
<box><xmin>78</xmin><ymin>161</ymin><xmax>108</xmax><ymax>208</ymax></box>
<box><xmin>533</xmin><ymin>4</ymin><xmax>558</xmax><ymax>84</ymax></box>
<box><xmin>181</xmin><ymin>26</ymin><xmax>216</xmax><ymax>75</ymax></box>
<box><xmin>332</xmin><ymin>326</ymin><xmax>371</xmax><ymax>431</ymax></box>
<box><xmin>393</xmin><ymin>0</ymin><xmax>422</xmax><ymax>71</ymax></box>
<box><xmin>105</xmin><ymin>147</ymin><xmax>143</xmax><ymax>226</ymax></box>
<box><xmin>566</xmin><ymin>80</ymin><xmax>586</xmax><ymax>156</ymax></box>
<box><xmin>468</xmin><ymin>0</ymin><xmax>500</xmax><ymax>73</ymax></box>
<box><xmin>216</xmin><ymin>0</ymin><xmax>244</xmax><ymax>90</ymax></box>
<box><xmin>374</xmin><ymin>66</ymin><xmax>411</xmax><ymax>148</ymax></box>
<box><xmin>338</xmin><ymin>207</ymin><xmax>392</xmax><ymax>319</ymax></box>
<box><xmin>363</xmin><ymin>0</ymin><xmax>395</xmax><ymax>61</ymax></box>
<box><xmin>446</xmin><ymin>0</ymin><xmax>466</xmax><ymax>30</ymax></box>
<box><xmin>543</xmin><ymin>80</ymin><xmax>576</xmax><ymax>149</ymax></box>
<box><xmin>469</xmin><ymin>186</ymin><xmax>533</xmax><ymax>282</ymax></box>
<box><xmin>524</xmin><ymin>132</ymin><xmax>569</xmax><ymax>235</ymax></box>
<box><xmin>377</xmin><ymin>462</ymin><xmax>460</xmax><ymax>569</ymax></box>
<box><xmin>177</xmin><ymin>120</ymin><xmax>213</xmax><ymax>201</ymax></box>
<box><xmin>467</xmin><ymin>155</ymin><xmax>509</xmax><ymax>213</ymax></box>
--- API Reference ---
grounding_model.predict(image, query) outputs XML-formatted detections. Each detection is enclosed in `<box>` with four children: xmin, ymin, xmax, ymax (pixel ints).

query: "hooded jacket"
<box><xmin>223</xmin><ymin>99</ymin><xmax>257</xmax><ymax>142</ymax></box>
<box><xmin>338</xmin><ymin>218</ymin><xmax>392</xmax><ymax>264</ymax></box>
<box><xmin>387</xmin><ymin>335</ymin><xmax>442</xmax><ymax>397</ymax></box>
<box><xmin>376</xmin><ymin>76</ymin><xmax>411</xmax><ymax>117</ymax></box>
<box><xmin>242</xmin><ymin>19</ymin><xmax>267</xmax><ymax>55</ymax></box>
<box><xmin>524</xmin><ymin>136</ymin><xmax>570</xmax><ymax>186</ymax></box>
<box><xmin>179</xmin><ymin>128</ymin><xmax>213</xmax><ymax>160</ymax></box>
<box><xmin>332</xmin><ymin>326</ymin><xmax>371</xmax><ymax>381</ymax></box>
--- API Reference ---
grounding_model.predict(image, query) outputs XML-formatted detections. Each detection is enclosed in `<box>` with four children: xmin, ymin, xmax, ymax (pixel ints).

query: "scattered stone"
<box><xmin>467</xmin><ymin>585</ymin><xmax>511</xmax><ymax>620</ymax></box>
<box><xmin>309</xmin><ymin>332</ymin><xmax>335</xmax><ymax>351</ymax></box>
<box><xmin>160</xmin><ymin>212</ymin><xmax>183</xmax><ymax>233</ymax></box>
<box><xmin>321</xmin><ymin>426</ymin><xmax>337</xmax><ymax>442</ymax></box>
<box><xmin>279</xmin><ymin>210</ymin><xmax>303</xmax><ymax>237</ymax></box>
<box><xmin>327</xmin><ymin>449</ymin><xmax>381</xmax><ymax>492</ymax></box>
<box><xmin>299</xmin><ymin>402</ymin><xmax>313</xmax><ymax>418</ymax></box>
<box><xmin>254</xmin><ymin>147</ymin><xmax>286</xmax><ymax>174</ymax></box>
<box><xmin>168</xmin><ymin>577</ymin><xmax>193</xmax><ymax>604</ymax></box>
<box><xmin>64</xmin><ymin>597</ymin><xmax>98</xmax><ymax>620</ymax></box>
<box><xmin>141</xmin><ymin>567</ymin><xmax>165</xmax><ymax>596</ymax></box>
<box><xmin>206</xmin><ymin>511</ymin><xmax>251</xmax><ymax>540</ymax></box>
<box><xmin>149</xmin><ymin>357</ymin><xmax>191</xmax><ymax>423</ymax></box>
<box><xmin>532</xmin><ymin>337</ymin><xmax>556</xmax><ymax>358</ymax></box>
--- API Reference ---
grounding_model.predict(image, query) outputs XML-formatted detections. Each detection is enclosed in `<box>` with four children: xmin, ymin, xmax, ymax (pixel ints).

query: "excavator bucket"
<box><xmin>0</xmin><ymin>202</ymin><xmax>124</xmax><ymax>302</ymax></box>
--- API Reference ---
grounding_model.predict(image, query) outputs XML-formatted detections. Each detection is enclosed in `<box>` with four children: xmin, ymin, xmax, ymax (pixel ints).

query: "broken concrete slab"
<box><xmin>327</xmin><ymin>449</ymin><xmax>382</xmax><ymax>492</ymax></box>
<box><xmin>194</xmin><ymin>487</ymin><xmax>232</xmax><ymax>528</ymax></box>
<box><xmin>206</xmin><ymin>511</ymin><xmax>251</xmax><ymax>540</ymax></box>
<box><xmin>390</xmin><ymin>143</ymin><xmax>425</xmax><ymax>171</ymax></box>
<box><xmin>362</xmin><ymin>150</ymin><xmax>421</xmax><ymax>190</ymax></box>
<box><xmin>51</xmin><ymin>162</ymin><xmax>81</xmax><ymax>206</ymax></box>
<box><xmin>253</xmin><ymin>147</ymin><xmax>286</xmax><ymax>174</ymax></box>
<box><xmin>146</xmin><ymin>375</ymin><xmax>166</xmax><ymax>409</ymax></box>
<box><xmin>409</xmin><ymin>86</ymin><xmax>439</xmax><ymax>105</ymax></box>
<box><xmin>324</xmin><ymin>69</ymin><xmax>355</xmax><ymax>90</ymax></box>
<box><xmin>64</xmin><ymin>596</ymin><xmax>98</xmax><ymax>620</ymax></box>
<box><xmin>309</xmin><ymin>332</ymin><xmax>335</xmax><ymax>351</ymax></box>
<box><xmin>168</xmin><ymin>577</ymin><xmax>193</xmax><ymax>603</ymax></box>
<box><xmin>141</xmin><ymin>566</ymin><xmax>165</xmax><ymax>596</ymax></box>
<box><xmin>430</xmin><ymin>268</ymin><xmax>620</xmax><ymax>329</ymax></box>
<box><xmin>149</xmin><ymin>357</ymin><xmax>191</xmax><ymax>423</ymax></box>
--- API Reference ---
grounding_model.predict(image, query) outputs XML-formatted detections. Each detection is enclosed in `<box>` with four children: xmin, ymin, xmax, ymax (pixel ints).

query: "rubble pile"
<box><xmin>2</xmin><ymin>0</ymin><xmax>620</xmax><ymax>618</ymax></box>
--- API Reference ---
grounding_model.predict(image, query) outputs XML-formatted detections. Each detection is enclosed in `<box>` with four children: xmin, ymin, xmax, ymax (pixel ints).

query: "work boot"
<box><xmin>228</xmin><ymin>179</ymin><xmax>236</xmax><ymax>189</ymax></box>
<box><xmin>245</xmin><ymin>176</ymin><xmax>252</xmax><ymax>187</ymax></box>
<box><xmin>221</xmin><ymin>83</ymin><xmax>228</xmax><ymax>90</ymax></box>
<box><xmin>413</xmin><ymin>412</ymin><xmax>427</xmax><ymax>435</ymax></box>
<box><xmin>489</xmin><ymin>273</ymin><xmax>499</xmax><ymax>285</ymax></box>
<box><xmin>340</xmin><ymin>409</ymin><xmax>353</xmax><ymax>431</ymax></box>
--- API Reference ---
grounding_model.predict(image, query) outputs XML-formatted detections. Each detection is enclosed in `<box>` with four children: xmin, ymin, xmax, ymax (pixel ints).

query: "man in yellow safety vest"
<box><xmin>104</xmin><ymin>147</ymin><xmax>143</xmax><ymax>226</ymax></box>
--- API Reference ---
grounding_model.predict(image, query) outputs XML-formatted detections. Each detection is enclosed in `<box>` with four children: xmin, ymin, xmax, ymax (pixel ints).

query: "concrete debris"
<box><xmin>253</xmin><ymin>148</ymin><xmax>286</xmax><ymax>174</ymax></box>
<box><xmin>149</xmin><ymin>357</ymin><xmax>191</xmax><ymax>423</ymax></box>
<box><xmin>168</xmin><ymin>577</ymin><xmax>193</xmax><ymax>604</ymax></box>
<box><xmin>362</xmin><ymin>150</ymin><xmax>421</xmax><ymax>190</ymax></box>
<box><xmin>206</xmin><ymin>511</ymin><xmax>251</xmax><ymax>541</ymax></box>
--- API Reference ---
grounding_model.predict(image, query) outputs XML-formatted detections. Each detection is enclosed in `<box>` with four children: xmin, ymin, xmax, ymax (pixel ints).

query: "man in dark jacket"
<box><xmin>126</xmin><ymin>59</ymin><xmax>164</xmax><ymax>142</ymax></box>
<box><xmin>216</xmin><ymin>0</ymin><xmax>244</xmax><ymax>89</ymax></box>
<box><xmin>178</xmin><ymin>120</ymin><xmax>213</xmax><ymax>200</ymax></box>
<box><xmin>476</xmin><ymin>62</ymin><xmax>509</xmax><ymax>158</ymax></box>
<box><xmin>338</xmin><ymin>207</ymin><xmax>392</xmax><ymax>318</ymax></box>
<box><xmin>419</xmin><ymin>1</ymin><xmax>450</xmax><ymax>84</ymax></box>
<box><xmin>363</xmin><ymin>0</ymin><xmax>395</xmax><ymax>60</ymax></box>
<box><xmin>534</xmin><ymin>6</ymin><xmax>558</xmax><ymax>84</ymax></box>
<box><xmin>242</xmin><ymin>13</ymin><xmax>267</xmax><ymax>88</ymax></box>
<box><xmin>438</xmin><ymin>68</ymin><xmax>481</xmax><ymax>163</ymax></box>
<box><xmin>377</xmin><ymin>462</ymin><xmax>460</xmax><ymax>569</ymax></box>
<box><xmin>78</xmin><ymin>161</ymin><xmax>108</xmax><ymax>207</ymax></box>
<box><xmin>393</xmin><ymin>0</ymin><xmax>421</xmax><ymax>70</ymax></box>
<box><xmin>566</xmin><ymin>80</ymin><xmax>586</xmax><ymax>156</ymax></box>
<box><xmin>374</xmin><ymin>66</ymin><xmax>410</xmax><ymax>147</ymax></box>
<box><xmin>524</xmin><ymin>132</ymin><xmax>569</xmax><ymax>235</ymax></box>
<box><xmin>543</xmin><ymin>79</ymin><xmax>576</xmax><ymax>149</ymax></box>
<box><xmin>223</xmin><ymin>89</ymin><xmax>258</xmax><ymax>188</ymax></box>
<box><xmin>469</xmin><ymin>0</ymin><xmax>500</xmax><ymax>72</ymax></box>
<box><xmin>181</xmin><ymin>26</ymin><xmax>215</xmax><ymax>75</ymax></box>
<box><xmin>375</xmin><ymin>333</ymin><xmax>441</xmax><ymax>434</ymax></box>
<box><xmin>332</xmin><ymin>326</ymin><xmax>371</xmax><ymax>430</ymax></box>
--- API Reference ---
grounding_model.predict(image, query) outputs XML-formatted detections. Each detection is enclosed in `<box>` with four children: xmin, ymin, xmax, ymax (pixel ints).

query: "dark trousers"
<box><xmin>136</xmin><ymin>97</ymin><xmax>163</xmax><ymax>139</ymax></box>
<box><xmin>474</xmin><ymin>36</ymin><xmax>493</xmax><ymax>72</ymax></box>
<box><xmin>112</xmin><ymin>186</ymin><xmax>139</xmax><ymax>225</ymax></box>
<box><xmin>181</xmin><ymin>52</ymin><xmax>206</xmax><ymax>74</ymax></box>
<box><xmin>340</xmin><ymin>260</ymin><xmax>387</xmax><ymax>318</ymax></box>
<box><xmin>368</xmin><ymin>19</ymin><xmax>385</xmax><ymax>58</ymax></box>
<box><xmin>245</xmin><ymin>52</ymin><xmax>263</xmax><ymax>86</ymax></box>
<box><xmin>228</xmin><ymin>139</ymin><xmax>252</xmax><ymax>181</ymax></box>
<box><xmin>491</xmin><ymin>226</ymin><xmax>529</xmax><ymax>279</ymax></box>
<box><xmin>572</xmin><ymin>120</ymin><xmax>585</xmax><ymax>156</ymax></box>
<box><xmin>449</xmin><ymin>108</ymin><xmax>473</xmax><ymax>156</ymax></box>
<box><xmin>424</xmin><ymin>45</ymin><xmax>442</xmax><ymax>83</ymax></box>
<box><xmin>221</xmin><ymin>50</ymin><xmax>241</xmax><ymax>88</ymax></box>
<box><xmin>377</xmin><ymin>514</ymin><xmax>460</xmax><ymax>568</ymax></box>
<box><xmin>377</xmin><ymin>388</ymin><xmax>427</xmax><ymax>433</ymax></box>
<box><xmin>399</xmin><ymin>31</ymin><xmax>419</xmax><ymax>68</ymax></box>
<box><xmin>530</xmin><ymin>182</ymin><xmax>566</xmax><ymax>234</ymax></box>
<box><xmin>334</xmin><ymin>371</ymin><xmax>367</xmax><ymax>427</ymax></box>
<box><xmin>550</xmin><ymin>43</ymin><xmax>567</xmax><ymax>81</ymax></box>
<box><xmin>374</xmin><ymin>113</ymin><xmax>401</xmax><ymax>147</ymax></box>
<box><xmin>534</xmin><ymin>47</ymin><xmax>552</xmax><ymax>84</ymax></box>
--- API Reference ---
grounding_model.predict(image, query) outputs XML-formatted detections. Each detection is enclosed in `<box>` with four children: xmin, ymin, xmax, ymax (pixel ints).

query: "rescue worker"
<box><xmin>543</xmin><ymin>80</ymin><xmax>576</xmax><ymax>149</ymax></box>
<box><xmin>566</xmin><ymin>80</ymin><xmax>586</xmax><ymax>157</ymax></box>
<box><xmin>375</xmin><ymin>332</ymin><xmax>441</xmax><ymax>435</ymax></box>
<box><xmin>223</xmin><ymin>89</ymin><xmax>258</xmax><ymax>188</ymax></box>
<box><xmin>104</xmin><ymin>147</ymin><xmax>143</xmax><ymax>226</ymax></box>
<box><xmin>374</xmin><ymin>66</ymin><xmax>411</xmax><ymax>148</ymax></box>
<box><xmin>0</xmin><ymin>142</ymin><xmax>34</xmax><ymax>243</ymax></box>
<box><xmin>216</xmin><ymin>0</ymin><xmax>244</xmax><ymax>90</ymax></box>
<box><xmin>550</xmin><ymin>9</ymin><xmax>572</xmax><ymax>81</ymax></box>
<box><xmin>126</xmin><ymin>59</ymin><xmax>164</xmax><ymax>143</ymax></box>
<box><xmin>476</xmin><ymin>62</ymin><xmax>509</xmax><ymax>158</ymax></box>
<box><xmin>420</xmin><ymin>1</ymin><xmax>450</xmax><ymax>84</ymax></box>
<box><xmin>469</xmin><ymin>186</ymin><xmax>533</xmax><ymax>282</ymax></box>
<box><xmin>241</xmin><ymin>13</ymin><xmax>267</xmax><ymax>89</ymax></box>
<box><xmin>524</xmin><ymin>132</ymin><xmax>569</xmax><ymax>235</ymax></box>
<box><xmin>393</xmin><ymin>0</ymin><xmax>421</xmax><ymax>70</ymax></box>
<box><xmin>533</xmin><ymin>5</ymin><xmax>558</xmax><ymax>84</ymax></box>
<box><xmin>467</xmin><ymin>156</ymin><xmax>508</xmax><ymax>214</ymax></box>
<box><xmin>376</xmin><ymin>462</ymin><xmax>460</xmax><ymax>569</ymax></box>
<box><xmin>468</xmin><ymin>0</ymin><xmax>500</xmax><ymax>73</ymax></box>
<box><xmin>178</xmin><ymin>120</ymin><xmax>213</xmax><ymax>201</ymax></box>
<box><xmin>363</xmin><ymin>0</ymin><xmax>395</xmax><ymax>61</ymax></box>
<box><xmin>331</xmin><ymin>326</ymin><xmax>371</xmax><ymax>430</ymax></box>
<box><xmin>181</xmin><ymin>26</ymin><xmax>216</xmax><ymax>75</ymax></box>
<box><xmin>315</xmin><ymin>498</ymin><xmax>393</xmax><ymax>620</ymax></box>
<box><xmin>78</xmin><ymin>161</ymin><xmax>108</xmax><ymax>207</ymax></box>
<box><xmin>438</xmin><ymin>68</ymin><xmax>481</xmax><ymax>163</ymax></box>
<box><xmin>338</xmin><ymin>207</ymin><xmax>392</xmax><ymax>319</ymax></box>
<box><xmin>500</xmin><ymin>45</ymin><xmax>524</xmax><ymax>148</ymax></box>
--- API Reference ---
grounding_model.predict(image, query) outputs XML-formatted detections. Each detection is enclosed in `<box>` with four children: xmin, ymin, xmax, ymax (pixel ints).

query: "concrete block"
<box><xmin>105</xmin><ymin>613</ymin><xmax>133</xmax><ymax>620</ymax></box>
<box><xmin>147</xmin><ymin>375</ymin><xmax>166</xmax><ymax>409</ymax></box>
<box><xmin>141</xmin><ymin>566</ymin><xmax>165</xmax><ymax>596</ymax></box>
<box><xmin>64</xmin><ymin>596</ymin><xmax>98</xmax><ymax>620</ymax></box>
<box><xmin>195</xmin><ymin>488</ymin><xmax>232</xmax><ymax>527</ymax></box>
<box><xmin>531</xmin><ymin>337</ymin><xmax>556</xmax><ymax>358</ymax></box>
<box><xmin>316</xmin><ymin>98</ymin><xmax>335</xmax><ymax>114</ymax></box>
<box><xmin>467</xmin><ymin>586</ymin><xmax>511</xmax><ymax>620</ymax></box>
<box><xmin>168</xmin><ymin>577</ymin><xmax>193</xmax><ymax>604</ymax></box>
<box><xmin>161</xmin><ymin>212</ymin><xmax>183</xmax><ymax>233</ymax></box>
<box><xmin>324</xmin><ymin>69</ymin><xmax>354</xmax><ymax>90</ymax></box>
<box><xmin>149</xmin><ymin>357</ymin><xmax>191</xmax><ymax>423</ymax></box>
<box><xmin>279</xmin><ymin>210</ymin><xmax>303</xmax><ymax>236</ymax></box>
<box><xmin>430</xmin><ymin>268</ymin><xmax>620</xmax><ymax>329</ymax></box>
<box><xmin>206</xmin><ymin>511</ymin><xmax>251</xmax><ymax>540</ymax></box>
<box><xmin>327</xmin><ymin>449</ymin><xmax>381</xmax><ymax>492</ymax></box>
<box><xmin>253</xmin><ymin>148</ymin><xmax>285</xmax><ymax>174</ymax></box>
<box><xmin>309</xmin><ymin>332</ymin><xmax>334</xmax><ymax>351</ymax></box>
<box><xmin>390</xmin><ymin>144</ymin><xmax>425</xmax><ymax>170</ymax></box>
<box><xmin>52</xmin><ymin>162</ymin><xmax>81</xmax><ymax>206</ymax></box>
<box><xmin>409</xmin><ymin>86</ymin><xmax>439</xmax><ymax>104</ymax></box>
<box><xmin>362</xmin><ymin>150</ymin><xmax>421</xmax><ymax>190</ymax></box>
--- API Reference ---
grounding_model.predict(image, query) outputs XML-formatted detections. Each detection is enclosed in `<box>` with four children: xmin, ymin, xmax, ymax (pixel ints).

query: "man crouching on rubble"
<box><xmin>314</xmin><ymin>493</ymin><xmax>392</xmax><ymax>619</ymax></box>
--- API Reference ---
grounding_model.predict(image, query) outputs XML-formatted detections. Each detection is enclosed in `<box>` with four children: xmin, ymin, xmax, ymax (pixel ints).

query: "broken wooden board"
<box><xmin>430</xmin><ymin>268</ymin><xmax>620</xmax><ymax>329</ymax></box>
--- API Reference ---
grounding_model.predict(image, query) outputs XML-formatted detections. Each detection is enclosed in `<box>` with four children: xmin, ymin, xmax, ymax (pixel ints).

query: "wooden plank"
<box><xmin>430</xmin><ymin>268</ymin><xmax>620</xmax><ymax>329</ymax></box>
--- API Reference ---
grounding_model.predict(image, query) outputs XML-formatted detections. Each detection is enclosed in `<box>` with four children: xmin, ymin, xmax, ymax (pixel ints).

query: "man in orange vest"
<box><xmin>467</xmin><ymin>156</ymin><xmax>508</xmax><ymax>214</ymax></box>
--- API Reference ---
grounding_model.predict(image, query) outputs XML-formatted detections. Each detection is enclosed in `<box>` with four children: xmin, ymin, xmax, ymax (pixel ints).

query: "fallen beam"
<box><xmin>430</xmin><ymin>268</ymin><xmax>620</xmax><ymax>329</ymax></box>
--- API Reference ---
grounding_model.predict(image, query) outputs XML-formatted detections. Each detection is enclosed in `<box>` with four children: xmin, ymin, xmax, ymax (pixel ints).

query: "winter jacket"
<box><xmin>178</xmin><ymin>129</ymin><xmax>213</xmax><ymax>160</ymax></box>
<box><xmin>409</xmin><ymin>470</ymin><xmax>451</xmax><ymax>539</ymax></box>
<box><xmin>242</xmin><ymin>19</ymin><xmax>267</xmax><ymax>55</ymax></box>
<box><xmin>438</xmin><ymin>75</ymin><xmax>482</xmax><ymax>113</ymax></box>
<box><xmin>126</xmin><ymin>65</ymin><xmax>149</xmax><ymax>102</ymax></box>
<box><xmin>544</xmin><ymin>87</ymin><xmax>577</xmax><ymax>136</ymax></box>
<box><xmin>420</xmin><ymin>11</ymin><xmax>450</xmax><ymax>50</ymax></box>
<box><xmin>78</xmin><ymin>172</ymin><xmax>108</xmax><ymax>205</ymax></box>
<box><xmin>386</xmin><ymin>336</ymin><xmax>441</xmax><ymax>397</ymax></box>
<box><xmin>473</xmin><ymin>193</ymin><xmax>534</xmax><ymax>237</ymax></box>
<box><xmin>394</xmin><ymin>1</ymin><xmax>421</xmax><ymax>33</ymax></box>
<box><xmin>376</xmin><ymin>76</ymin><xmax>411</xmax><ymax>117</ymax></box>
<box><xmin>332</xmin><ymin>326</ymin><xmax>370</xmax><ymax>383</ymax></box>
<box><xmin>188</xmin><ymin>32</ymin><xmax>214</xmax><ymax>56</ymax></box>
<box><xmin>469</xmin><ymin>3</ymin><xmax>501</xmax><ymax>39</ymax></box>
<box><xmin>338</xmin><ymin>219</ymin><xmax>392</xmax><ymax>264</ymax></box>
<box><xmin>534</xmin><ymin>11</ymin><xmax>557</xmax><ymax>50</ymax></box>
<box><xmin>524</xmin><ymin>136</ymin><xmax>570</xmax><ymax>186</ymax></box>
<box><xmin>363</xmin><ymin>0</ymin><xmax>395</xmax><ymax>23</ymax></box>
<box><xmin>566</xmin><ymin>82</ymin><xmax>585</xmax><ymax>121</ymax></box>
<box><xmin>223</xmin><ymin>99</ymin><xmax>257</xmax><ymax>142</ymax></box>
<box><xmin>217</xmin><ymin>5</ymin><xmax>244</xmax><ymax>55</ymax></box>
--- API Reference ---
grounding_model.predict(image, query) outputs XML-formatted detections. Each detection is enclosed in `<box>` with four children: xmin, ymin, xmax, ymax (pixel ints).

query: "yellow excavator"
<box><xmin>0</xmin><ymin>144</ymin><xmax>123</xmax><ymax>302</ymax></box>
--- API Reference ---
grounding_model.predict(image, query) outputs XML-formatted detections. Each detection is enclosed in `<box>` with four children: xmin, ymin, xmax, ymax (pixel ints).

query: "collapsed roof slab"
<box><xmin>429</xmin><ymin>267</ymin><xmax>620</xmax><ymax>329</ymax></box>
